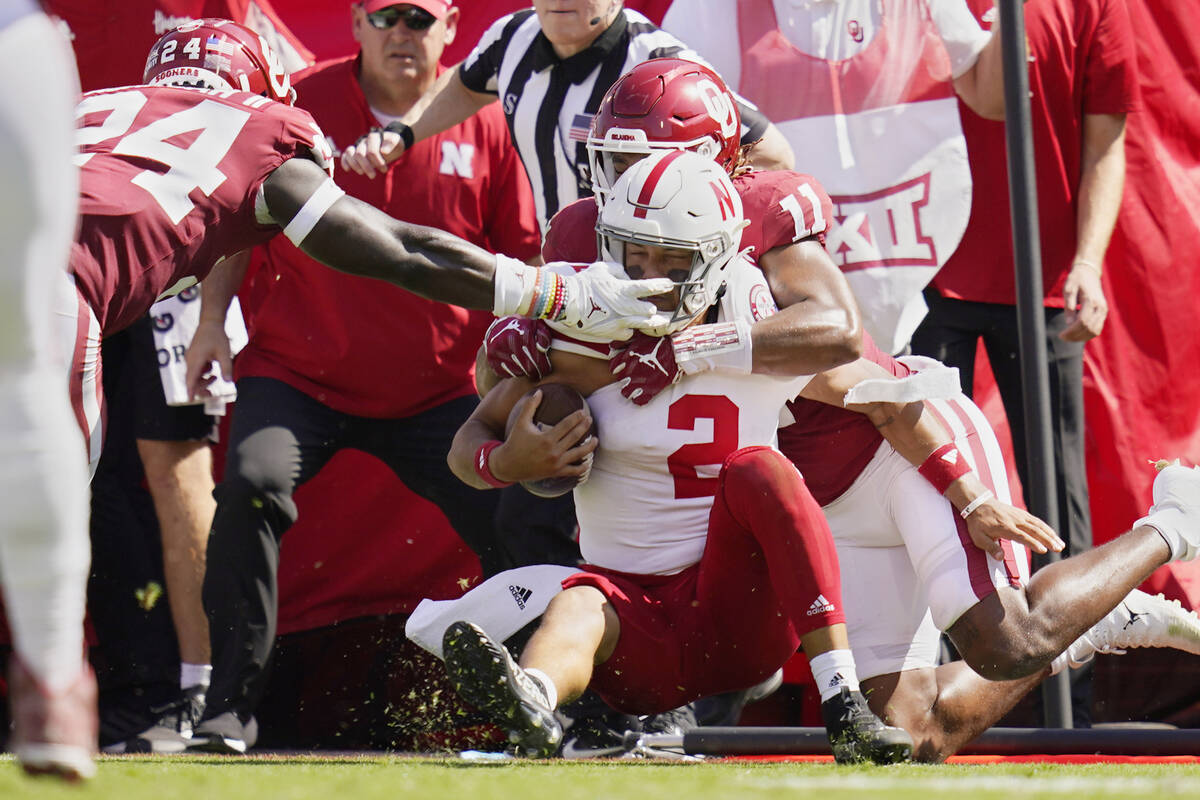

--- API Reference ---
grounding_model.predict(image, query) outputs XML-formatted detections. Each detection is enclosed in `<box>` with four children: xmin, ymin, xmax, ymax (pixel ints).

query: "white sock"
<box><xmin>181</xmin><ymin>662</ymin><xmax>212</xmax><ymax>690</ymax></box>
<box><xmin>809</xmin><ymin>649</ymin><xmax>860</xmax><ymax>702</ymax></box>
<box><xmin>522</xmin><ymin>667</ymin><xmax>558</xmax><ymax>710</ymax></box>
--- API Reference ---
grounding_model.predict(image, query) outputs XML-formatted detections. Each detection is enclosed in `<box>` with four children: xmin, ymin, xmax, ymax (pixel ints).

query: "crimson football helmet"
<box><xmin>587</xmin><ymin>58</ymin><xmax>741</xmax><ymax>205</ymax></box>
<box><xmin>597</xmin><ymin>149</ymin><xmax>747</xmax><ymax>334</ymax></box>
<box><xmin>143</xmin><ymin>18</ymin><xmax>296</xmax><ymax>105</ymax></box>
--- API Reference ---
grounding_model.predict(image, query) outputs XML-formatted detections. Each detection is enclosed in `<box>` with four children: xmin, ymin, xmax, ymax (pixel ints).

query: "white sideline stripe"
<box><xmin>741</xmin><ymin>774</ymin><xmax>1180</xmax><ymax>796</ymax></box>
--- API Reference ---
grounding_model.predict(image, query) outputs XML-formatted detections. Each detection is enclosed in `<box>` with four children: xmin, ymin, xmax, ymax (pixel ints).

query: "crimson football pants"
<box><xmin>566</xmin><ymin>445</ymin><xmax>845</xmax><ymax>714</ymax></box>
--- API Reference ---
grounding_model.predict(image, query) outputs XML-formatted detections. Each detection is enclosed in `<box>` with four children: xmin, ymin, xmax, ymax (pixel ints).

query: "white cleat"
<box><xmin>1135</xmin><ymin>463</ymin><xmax>1200</xmax><ymax>561</ymax></box>
<box><xmin>1064</xmin><ymin>588</ymin><xmax>1200</xmax><ymax>668</ymax></box>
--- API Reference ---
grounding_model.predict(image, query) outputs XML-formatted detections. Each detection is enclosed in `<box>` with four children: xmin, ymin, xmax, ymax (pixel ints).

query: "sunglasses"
<box><xmin>365</xmin><ymin>5</ymin><xmax>438</xmax><ymax>31</ymax></box>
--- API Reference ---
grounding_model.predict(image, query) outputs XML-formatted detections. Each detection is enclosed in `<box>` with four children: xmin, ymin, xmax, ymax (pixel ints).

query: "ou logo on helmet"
<box><xmin>696</xmin><ymin>79</ymin><xmax>738</xmax><ymax>141</ymax></box>
<box><xmin>254</xmin><ymin>33</ymin><xmax>292</xmax><ymax>102</ymax></box>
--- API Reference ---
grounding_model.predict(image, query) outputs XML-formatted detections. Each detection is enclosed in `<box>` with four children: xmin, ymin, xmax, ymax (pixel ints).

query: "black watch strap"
<box><xmin>384</xmin><ymin>121</ymin><xmax>415</xmax><ymax>151</ymax></box>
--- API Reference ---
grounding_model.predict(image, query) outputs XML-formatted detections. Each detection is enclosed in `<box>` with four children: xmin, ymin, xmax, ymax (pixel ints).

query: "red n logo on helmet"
<box><xmin>633</xmin><ymin>149</ymin><xmax>687</xmax><ymax>219</ymax></box>
<box><xmin>710</xmin><ymin>179</ymin><xmax>735</xmax><ymax>221</ymax></box>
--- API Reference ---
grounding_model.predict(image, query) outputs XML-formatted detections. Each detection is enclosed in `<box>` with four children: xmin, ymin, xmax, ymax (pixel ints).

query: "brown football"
<box><xmin>504</xmin><ymin>383</ymin><xmax>596</xmax><ymax>498</ymax></box>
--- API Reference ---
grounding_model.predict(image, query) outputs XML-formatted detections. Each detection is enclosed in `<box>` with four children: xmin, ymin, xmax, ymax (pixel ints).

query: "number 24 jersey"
<box><xmin>71</xmin><ymin>84</ymin><xmax>330</xmax><ymax>337</ymax></box>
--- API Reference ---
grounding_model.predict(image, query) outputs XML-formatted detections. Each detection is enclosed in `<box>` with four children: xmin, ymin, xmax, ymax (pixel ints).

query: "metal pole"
<box><xmin>644</xmin><ymin>727</ymin><xmax>1200</xmax><ymax>757</ymax></box>
<box><xmin>996</xmin><ymin>0</ymin><xmax>1072</xmax><ymax>728</ymax></box>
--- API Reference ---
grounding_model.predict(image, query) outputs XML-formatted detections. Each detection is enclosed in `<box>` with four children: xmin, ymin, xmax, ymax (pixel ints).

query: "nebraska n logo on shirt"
<box><xmin>509</xmin><ymin>584</ymin><xmax>533</xmax><ymax>610</ymax></box>
<box><xmin>807</xmin><ymin>594</ymin><xmax>836</xmax><ymax>616</ymax></box>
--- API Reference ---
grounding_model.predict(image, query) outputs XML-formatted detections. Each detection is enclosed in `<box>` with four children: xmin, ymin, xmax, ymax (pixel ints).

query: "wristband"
<box><xmin>473</xmin><ymin>441</ymin><xmax>512</xmax><ymax>488</ymax></box>
<box><xmin>960</xmin><ymin>489</ymin><xmax>995</xmax><ymax>520</ymax></box>
<box><xmin>1072</xmin><ymin>258</ymin><xmax>1102</xmax><ymax>276</ymax></box>
<box><xmin>673</xmin><ymin>320</ymin><xmax>753</xmax><ymax>375</ymax></box>
<box><xmin>918</xmin><ymin>443</ymin><xmax>972</xmax><ymax>495</ymax></box>
<box><xmin>384</xmin><ymin>120</ymin><xmax>415</xmax><ymax>151</ymax></box>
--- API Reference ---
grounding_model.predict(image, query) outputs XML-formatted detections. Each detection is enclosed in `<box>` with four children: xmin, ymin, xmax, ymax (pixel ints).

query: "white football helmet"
<box><xmin>597</xmin><ymin>149</ymin><xmax>748</xmax><ymax>334</ymax></box>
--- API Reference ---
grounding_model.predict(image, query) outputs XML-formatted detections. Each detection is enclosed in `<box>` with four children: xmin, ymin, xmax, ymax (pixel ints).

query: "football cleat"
<box><xmin>559</xmin><ymin>712</ymin><xmax>641</xmax><ymax>760</ymax></box>
<box><xmin>9</xmin><ymin>657</ymin><xmax>98</xmax><ymax>781</ymax></box>
<box><xmin>187</xmin><ymin>710</ymin><xmax>258</xmax><ymax>755</ymax></box>
<box><xmin>1135</xmin><ymin>463</ymin><xmax>1200</xmax><ymax>561</ymax></box>
<box><xmin>103</xmin><ymin>684</ymin><xmax>205</xmax><ymax>754</ymax></box>
<box><xmin>820</xmin><ymin>686</ymin><xmax>913</xmax><ymax>765</ymax></box>
<box><xmin>1062</xmin><ymin>588</ymin><xmax>1200</xmax><ymax>667</ymax></box>
<box><xmin>442</xmin><ymin>621</ymin><xmax>562</xmax><ymax>758</ymax></box>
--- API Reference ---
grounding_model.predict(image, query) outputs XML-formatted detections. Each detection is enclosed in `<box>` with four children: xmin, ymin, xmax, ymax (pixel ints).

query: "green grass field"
<box><xmin>3</xmin><ymin>756</ymin><xmax>1199</xmax><ymax>800</ymax></box>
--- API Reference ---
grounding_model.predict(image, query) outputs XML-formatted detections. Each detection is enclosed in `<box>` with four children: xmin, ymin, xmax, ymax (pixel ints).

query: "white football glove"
<box><xmin>556</xmin><ymin>262</ymin><xmax>674</xmax><ymax>342</ymax></box>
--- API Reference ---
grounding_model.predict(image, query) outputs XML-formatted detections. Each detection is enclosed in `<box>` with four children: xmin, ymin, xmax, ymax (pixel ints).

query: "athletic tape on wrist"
<box><xmin>674</xmin><ymin>320</ymin><xmax>752</xmax><ymax>375</ymax></box>
<box><xmin>918</xmin><ymin>443</ymin><xmax>973</xmax><ymax>495</ymax></box>
<box><xmin>282</xmin><ymin>177</ymin><xmax>345</xmax><ymax>246</ymax></box>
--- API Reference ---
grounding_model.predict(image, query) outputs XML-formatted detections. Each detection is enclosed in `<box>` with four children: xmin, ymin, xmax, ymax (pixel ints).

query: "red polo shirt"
<box><xmin>933</xmin><ymin>0</ymin><xmax>1139</xmax><ymax>306</ymax></box>
<box><xmin>237</xmin><ymin>56</ymin><xmax>540</xmax><ymax>418</ymax></box>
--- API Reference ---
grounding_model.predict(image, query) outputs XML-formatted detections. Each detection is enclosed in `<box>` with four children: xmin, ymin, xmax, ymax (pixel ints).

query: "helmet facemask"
<box><xmin>597</xmin><ymin>150</ymin><xmax>747</xmax><ymax>336</ymax></box>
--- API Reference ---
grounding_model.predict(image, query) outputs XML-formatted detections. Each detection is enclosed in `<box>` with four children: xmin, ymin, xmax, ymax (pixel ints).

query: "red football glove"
<box><xmin>484</xmin><ymin>316</ymin><xmax>552</xmax><ymax>380</ymax></box>
<box><xmin>609</xmin><ymin>332</ymin><xmax>680</xmax><ymax>405</ymax></box>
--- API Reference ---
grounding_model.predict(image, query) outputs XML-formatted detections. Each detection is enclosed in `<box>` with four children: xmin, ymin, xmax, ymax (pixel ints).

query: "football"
<box><xmin>504</xmin><ymin>383</ymin><xmax>596</xmax><ymax>498</ymax></box>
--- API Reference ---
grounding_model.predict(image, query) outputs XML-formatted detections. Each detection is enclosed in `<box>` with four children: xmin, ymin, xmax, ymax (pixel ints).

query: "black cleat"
<box><xmin>104</xmin><ymin>685</ymin><xmax>206</xmax><ymax>754</ymax></box>
<box><xmin>821</xmin><ymin>686</ymin><xmax>913</xmax><ymax>764</ymax></box>
<box><xmin>443</xmin><ymin>621</ymin><xmax>562</xmax><ymax>758</ymax></box>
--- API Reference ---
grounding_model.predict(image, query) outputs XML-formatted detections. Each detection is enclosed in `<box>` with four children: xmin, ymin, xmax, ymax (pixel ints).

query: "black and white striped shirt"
<box><xmin>460</xmin><ymin>8</ymin><xmax>769</xmax><ymax>232</ymax></box>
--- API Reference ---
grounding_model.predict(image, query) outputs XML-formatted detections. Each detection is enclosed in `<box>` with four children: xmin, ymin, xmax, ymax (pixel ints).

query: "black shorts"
<box><xmin>119</xmin><ymin>315</ymin><xmax>214</xmax><ymax>442</ymax></box>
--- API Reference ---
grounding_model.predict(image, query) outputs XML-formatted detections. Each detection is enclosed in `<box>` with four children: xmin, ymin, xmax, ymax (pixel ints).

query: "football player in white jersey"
<box><xmin>442</xmin><ymin>150</ymin><xmax>913</xmax><ymax>764</ymax></box>
<box><xmin>0</xmin><ymin>2</ymin><xmax>97</xmax><ymax>781</ymax></box>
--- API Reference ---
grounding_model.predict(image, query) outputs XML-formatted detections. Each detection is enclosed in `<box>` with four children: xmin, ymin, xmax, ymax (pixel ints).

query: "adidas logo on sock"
<box><xmin>829</xmin><ymin>671</ymin><xmax>846</xmax><ymax>688</ymax></box>
<box><xmin>509</xmin><ymin>584</ymin><xmax>533</xmax><ymax>610</ymax></box>
<box><xmin>807</xmin><ymin>594</ymin><xmax>836</xmax><ymax>616</ymax></box>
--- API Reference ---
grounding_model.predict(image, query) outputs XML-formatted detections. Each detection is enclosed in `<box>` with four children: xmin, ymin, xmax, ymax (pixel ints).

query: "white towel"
<box><xmin>405</xmin><ymin>564</ymin><xmax>580</xmax><ymax>660</ymax></box>
<box><xmin>149</xmin><ymin>285</ymin><xmax>248</xmax><ymax>417</ymax></box>
<box><xmin>842</xmin><ymin>356</ymin><xmax>961</xmax><ymax>406</ymax></box>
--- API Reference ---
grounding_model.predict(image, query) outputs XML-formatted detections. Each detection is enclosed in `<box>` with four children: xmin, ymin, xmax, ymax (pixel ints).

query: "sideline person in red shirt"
<box><xmin>182</xmin><ymin>0</ymin><xmax>543</xmax><ymax>754</ymax></box>
<box><xmin>909</xmin><ymin>0</ymin><xmax>1139</xmax><ymax>725</ymax></box>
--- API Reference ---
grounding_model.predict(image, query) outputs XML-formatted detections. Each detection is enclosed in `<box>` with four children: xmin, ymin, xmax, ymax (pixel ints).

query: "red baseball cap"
<box><xmin>360</xmin><ymin>0</ymin><xmax>453</xmax><ymax>19</ymax></box>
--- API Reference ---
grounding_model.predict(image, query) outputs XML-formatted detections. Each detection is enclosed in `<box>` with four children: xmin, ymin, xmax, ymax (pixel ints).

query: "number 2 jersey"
<box><xmin>71</xmin><ymin>84</ymin><xmax>329</xmax><ymax>338</ymax></box>
<box><xmin>552</xmin><ymin>256</ymin><xmax>811</xmax><ymax>577</ymax></box>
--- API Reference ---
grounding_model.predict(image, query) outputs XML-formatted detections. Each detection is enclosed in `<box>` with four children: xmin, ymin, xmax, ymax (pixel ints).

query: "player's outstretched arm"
<box><xmin>262</xmin><ymin>157</ymin><xmax>674</xmax><ymax>331</ymax></box>
<box><xmin>264</xmin><ymin>156</ymin><xmax>498</xmax><ymax>307</ymax></box>
<box><xmin>801</xmin><ymin>359</ymin><xmax>1065</xmax><ymax>558</ymax></box>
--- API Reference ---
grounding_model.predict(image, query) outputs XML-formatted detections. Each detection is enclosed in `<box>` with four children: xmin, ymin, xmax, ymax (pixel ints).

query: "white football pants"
<box><xmin>0</xmin><ymin>6</ymin><xmax>91</xmax><ymax>691</ymax></box>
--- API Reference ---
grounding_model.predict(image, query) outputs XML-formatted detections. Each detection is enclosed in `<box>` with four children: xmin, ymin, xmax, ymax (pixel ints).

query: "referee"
<box><xmin>341</xmin><ymin>0</ymin><xmax>794</xmax><ymax>231</ymax></box>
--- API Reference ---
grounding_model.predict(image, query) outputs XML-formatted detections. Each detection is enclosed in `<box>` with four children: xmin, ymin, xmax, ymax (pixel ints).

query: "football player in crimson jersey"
<box><xmin>444</xmin><ymin>151</ymin><xmax>913</xmax><ymax>764</ymax></box>
<box><xmin>69</xmin><ymin>18</ymin><xmax>673</xmax><ymax>472</ymax></box>
<box><xmin>483</xmin><ymin>59</ymin><xmax>1200</xmax><ymax>760</ymax></box>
